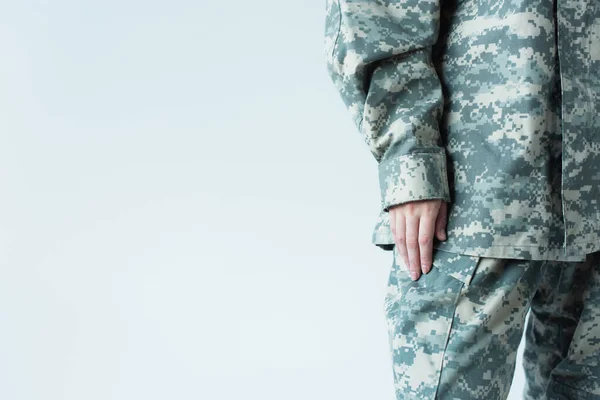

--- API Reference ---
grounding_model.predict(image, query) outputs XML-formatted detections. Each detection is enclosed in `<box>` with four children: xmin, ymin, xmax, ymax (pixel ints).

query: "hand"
<box><xmin>389</xmin><ymin>199</ymin><xmax>448</xmax><ymax>281</ymax></box>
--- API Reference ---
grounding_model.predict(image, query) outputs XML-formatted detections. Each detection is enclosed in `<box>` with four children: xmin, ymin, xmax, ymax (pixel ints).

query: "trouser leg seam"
<box><xmin>548</xmin><ymin>378</ymin><xmax>598</xmax><ymax>399</ymax></box>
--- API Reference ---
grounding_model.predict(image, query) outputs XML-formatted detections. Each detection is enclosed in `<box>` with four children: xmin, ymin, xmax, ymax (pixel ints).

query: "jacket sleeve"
<box><xmin>324</xmin><ymin>0</ymin><xmax>451</xmax><ymax>212</ymax></box>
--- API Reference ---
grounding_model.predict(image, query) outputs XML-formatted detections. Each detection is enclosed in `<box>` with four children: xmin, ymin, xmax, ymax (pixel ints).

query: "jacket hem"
<box><xmin>372</xmin><ymin>230</ymin><xmax>596</xmax><ymax>262</ymax></box>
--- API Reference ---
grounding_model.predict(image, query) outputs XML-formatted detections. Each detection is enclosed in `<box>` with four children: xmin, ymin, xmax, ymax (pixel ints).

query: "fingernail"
<box><xmin>411</xmin><ymin>272</ymin><xmax>418</xmax><ymax>280</ymax></box>
<box><xmin>422</xmin><ymin>265</ymin><xmax>430</xmax><ymax>274</ymax></box>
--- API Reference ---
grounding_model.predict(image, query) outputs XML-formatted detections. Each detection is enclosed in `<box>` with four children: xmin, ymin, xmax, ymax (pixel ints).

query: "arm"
<box><xmin>324</xmin><ymin>0</ymin><xmax>451</xmax><ymax>213</ymax></box>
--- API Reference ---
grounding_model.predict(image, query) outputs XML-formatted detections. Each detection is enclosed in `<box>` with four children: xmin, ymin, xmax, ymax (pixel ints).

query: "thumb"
<box><xmin>435</xmin><ymin>201</ymin><xmax>448</xmax><ymax>241</ymax></box>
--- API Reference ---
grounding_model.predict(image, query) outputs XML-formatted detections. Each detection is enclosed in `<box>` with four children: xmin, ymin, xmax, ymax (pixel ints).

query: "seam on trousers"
<box><xmin>547</xmin><ymin>378</ymin><xmax>600</xmax><ymax>400</ymax></box>
<box><xmin>433</xmin><ymin>280</ymin><xmax>465</xmax><ymax>399</ymax></box>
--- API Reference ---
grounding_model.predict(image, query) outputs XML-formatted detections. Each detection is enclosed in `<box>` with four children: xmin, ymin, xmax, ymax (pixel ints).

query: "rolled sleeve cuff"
<box><xmin>378</xmin><ymin>151</ymin><xmax>451</xmax><ymax>212</ymax></box>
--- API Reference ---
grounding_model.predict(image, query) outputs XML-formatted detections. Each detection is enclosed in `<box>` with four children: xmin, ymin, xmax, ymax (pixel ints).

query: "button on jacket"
<box><xmin>324</xmin><ymin>0</ymin><xmax>600</xmax><ymax>261</ymax></box>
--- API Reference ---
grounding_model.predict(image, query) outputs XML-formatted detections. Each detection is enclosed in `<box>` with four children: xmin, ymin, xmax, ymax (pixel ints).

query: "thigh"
<box><xmin>522</xmin><ymin>259</ymin><xmax>584</xmax><ymax>399</ymax></box>
<box><xmin>383</xmin><ymin>248</ymin><xmax>471</xmax><ymax>400</ymax></box>
<box><xmin>384</xmin><ymin>249</ymin><xmax>545</xmax><ymax>400</ymax></box>
<box><xmin>545</xmin><ymin>250</ymin><xmax>600</xmax><ymax>398</ymax></box>
<box><xmin>438</xmin><ymin>256</ymin><xmax>545</xmax><ymax>399</ymax></box>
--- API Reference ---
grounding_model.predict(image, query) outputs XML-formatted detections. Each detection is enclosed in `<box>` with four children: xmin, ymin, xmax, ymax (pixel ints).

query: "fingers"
<box><xmin>405</xmin><ymin>214</ymin><xmax>421</xmax><ymax>281</ymax></box>
<box><xmin>390</xmin><ymin>199</ymin><xmax>444</xmax><ymax>281</ymax></box>
<box><xmin>418</xmin><ymin>215</ymin><xmax>435</xmax><ymax>275</ymax></box>
<box><xmin>435</xmin><ymin>201</ymin><xmax>448</xmax><ymax>241</ymax></box>
<box><xmin>393</xmin><ymin>212</ymin><xmax>409</xmax><ymax>273</ymax></box>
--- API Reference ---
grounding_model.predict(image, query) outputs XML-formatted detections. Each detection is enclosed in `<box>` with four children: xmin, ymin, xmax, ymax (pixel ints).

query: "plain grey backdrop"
<box><xmin>0</xmin><ymin>1</ymin><xmax>529</xmax><ymax>399</ymax></box>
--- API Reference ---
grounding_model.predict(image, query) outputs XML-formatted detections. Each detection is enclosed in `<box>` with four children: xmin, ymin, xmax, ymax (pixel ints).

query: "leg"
<box><xmin>383</xmin><ymin>250</ymin><xmax>466</xmax><ymax>399</ymax></box>
<box><xmin>522</xmin><ymin>261</ymin><xmax>582</xmax><ymax>399</ymax></box>
<box><xmin>437</xmin><ymin>256</ymin><xmax>545</xmax><ymax>399</ymax></box>
<box><xmin>383</xmin><ymin>249</ymin><xmax>545</xmax><ymax>399</ymax></box>
<box><xmin>545</xmin><ymin>251</ymin><xmax>600</xmax><ymax>399</ymax></box>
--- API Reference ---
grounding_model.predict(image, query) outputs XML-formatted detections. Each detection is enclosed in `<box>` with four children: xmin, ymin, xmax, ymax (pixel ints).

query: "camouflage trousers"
<box><xmin>384</xmin><ymin>247</ymin><xmax>600</xmax><ymax>399</ymax></box>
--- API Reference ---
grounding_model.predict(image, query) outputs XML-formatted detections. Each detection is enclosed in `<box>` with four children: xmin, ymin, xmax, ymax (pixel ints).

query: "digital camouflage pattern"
<box><xmin>324</xmin><ymin>0</ymin><xmax>600</xmax><ymax>262</ymax></box>
<box><xmin>385</xmin><ymin>248</ymin><xmax>600</xmax><ymax>399</ymax></box>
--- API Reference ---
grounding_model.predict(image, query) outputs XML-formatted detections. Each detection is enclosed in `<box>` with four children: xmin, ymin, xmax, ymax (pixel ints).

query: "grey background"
<box><xmin>0</xmin><ymin>1</ymin><xmax>528</xmax><ymax>398</ymax></box>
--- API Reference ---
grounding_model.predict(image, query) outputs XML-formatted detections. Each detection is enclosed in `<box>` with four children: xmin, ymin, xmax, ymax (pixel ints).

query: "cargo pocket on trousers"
<box><xmin>385</xmin><ymin>248</ymin><xmax>481</xmax><ymax>398</ymax></box>
<box><xmin>392</xmin><ymin>245</ymin><xmax>482</xmax><ymax>286</ymax></box>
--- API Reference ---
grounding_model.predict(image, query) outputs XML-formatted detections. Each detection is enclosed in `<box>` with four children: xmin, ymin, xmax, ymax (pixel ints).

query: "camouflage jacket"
<box><xmin>324</xmin><ymin>0</ymin><xmax>600</xmax><ymax>261</ymax></box>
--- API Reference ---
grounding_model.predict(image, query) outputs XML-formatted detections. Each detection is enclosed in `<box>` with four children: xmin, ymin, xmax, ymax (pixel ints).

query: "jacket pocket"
<box><xmin>393</xmin><ymin>246</ymin><xmax>481</xmax><ymax>286</ymax></box>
